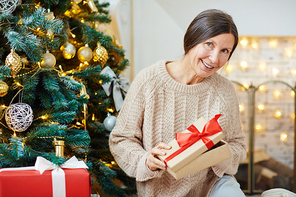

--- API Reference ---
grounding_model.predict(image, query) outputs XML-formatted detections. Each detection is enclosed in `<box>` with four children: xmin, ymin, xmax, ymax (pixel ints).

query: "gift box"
<box><xmin>158</xmin><ymin>114</ymin><xmax>232</xmax><ymax>179</ymax></box>
<box><xmin>0</xmin><ymin>157</ymin><xmax>91</xmax><ymax>197</ymax></box>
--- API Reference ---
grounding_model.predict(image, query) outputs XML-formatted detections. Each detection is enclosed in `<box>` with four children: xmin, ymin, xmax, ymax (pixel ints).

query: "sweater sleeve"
<box><xmin>211</xmin><ymin>82</ymin><xmax>247</xmax><ymax>178</ymax></box>
<box><xmin>109</xmin><ymin>69</ymin><xmax>164</xmax><ymax>182</ymax></box>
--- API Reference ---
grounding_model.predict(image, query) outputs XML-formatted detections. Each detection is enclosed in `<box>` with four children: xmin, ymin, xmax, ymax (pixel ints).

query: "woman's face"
<box><xmin>185</xmin><ymin>33</ymin><xmax>235</xmax><ymax>78</ymax></box>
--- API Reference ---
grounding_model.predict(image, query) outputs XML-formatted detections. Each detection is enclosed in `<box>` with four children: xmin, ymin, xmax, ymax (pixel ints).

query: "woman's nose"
<box><xmin>209</xmin><ymin>50</ymin><xmax>219</xmax><ymax>64</ymax></box>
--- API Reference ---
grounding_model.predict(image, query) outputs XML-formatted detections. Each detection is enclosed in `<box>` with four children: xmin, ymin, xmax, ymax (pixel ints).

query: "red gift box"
<box><xmin>0</xmin><ymin>157</ymin><xmax>91</xmax><ymax>197</ymax></box>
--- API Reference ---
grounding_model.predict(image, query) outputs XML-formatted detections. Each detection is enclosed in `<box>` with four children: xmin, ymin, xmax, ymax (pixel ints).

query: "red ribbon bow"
<box><xmin>164</xmin><ymin>114</ymin><xmax>222</xmax><ymax>166</ymax></box>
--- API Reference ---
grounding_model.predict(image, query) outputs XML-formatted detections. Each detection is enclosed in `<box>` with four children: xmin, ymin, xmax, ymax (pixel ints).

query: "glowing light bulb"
<box><xmin>272</xmin><ymin>67</ymin><xmax>279</xmax><ymax>76</ymax></box>
<box><xmin>92</xmin><ymin>114</ymin><xmax>95</xmax><ymax>121</ymax></box>
<box><xmin>258</xmin><ymin>62</ymin><xmax>267</xmax><ymax>72</ymax></box>
<box><xmin>269</xmin><ymin>38</ymin><xmax>279</xmax><ymax>49</ymax></box>
<box><xmin>258</xmin><ymin>85</ymin><xmax>267</xmax><ymax>93</ymax></box>
<box><xmin>257</xmin><ymin>103</ymin><xmax>265</xmax><ymax>113</ymax></box>
<box><xmin>239</xmin><ymin>103</ymin><xmax>245</xmax><ymax>112</ymax></box>
<box><xmin>280</xmin><ymin>132</ymin><xmax>288</xmax><ymax>142</ymax></box>
<box><xmin>290</xmin><ymin>113</ymin><xmax>295</xmax><ymax>120</ymax></box>
<box><xmin>291</xmin><ymin>90</ymin><xmax>295</xmax><ymax>98</ymax></box>
<box><xmin>251</xmin><ymin>39</ymin><xmax>259</xmax><ymax>49</ymax></box>
<box><xmin>107</xmin><ymin>108</ymin><xmax>114</xmax><ymax>113</ymax></box>
<box><xmin>291</xmin><ymin>69</ymin><xmax>296</xmax><ymax>77</ymax></box>
<box><xmin>240</xmin><ymin>61</ymin><xmax>248</xmax><ymax>71</ymax></box>
<box><xmin>242</xmin><ymin>82</ymin><xmax>249</xmax><ymax>89</ymax></box>
<box><xmin>255</xmin><ymin>124</ymin><xmax>263</xmax><ymax>132</ymax></box>
<box><xmin>111</xmin><ymin>161</ymin><xmax>116</xmax><ymax>165</ymax></box>
<box><xmin>274</xmin><ymin>109</ymin><xmax>282</xmax><ymax>119</ymax></box>
<box><xmin>240</xmin><ymin>37</ymin><xmax>249</xmax><ymax>47</ymax></box>
<box><xmin>284</xmin><ymin>48</ymin><xmax>294</xmax><ymax>58</ymax></box>
<box><xmin>273</xmin><ymin>90</ymin><xmax>282</xmax><ymax>99</ymax></box>
<box><xmin>41</xmin><ymin>115</ymin><xmax>48</xmax><ymax>120</ymax></box>
<box><xmin>225</xmin><ymin>64</ymin><xmax>234</xmax><ymax>74</ymax></box>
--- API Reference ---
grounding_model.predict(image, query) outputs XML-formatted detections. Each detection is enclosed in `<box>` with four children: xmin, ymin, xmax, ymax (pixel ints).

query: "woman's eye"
<box><xmin>206</xmin><ymin>42</ymin><xmax>212</xmax><ymax>47</ymax></box>
<box><xmin>221</xmin><ymin>49</ymin><xmax>229</xmax><ymax>53</ymax></box>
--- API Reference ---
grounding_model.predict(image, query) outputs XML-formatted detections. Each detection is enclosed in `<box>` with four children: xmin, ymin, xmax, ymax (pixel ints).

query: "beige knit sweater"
<box><xmin>109</xmin><ymin>60</ymin><xmax>247</xmax><ymax>197</ymax></box>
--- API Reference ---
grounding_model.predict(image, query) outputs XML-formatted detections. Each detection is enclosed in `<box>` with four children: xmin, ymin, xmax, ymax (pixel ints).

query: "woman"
<box><xmin>109</xmin><ymin>9</ymin><xmax>247</xmax><ymax>197</ymax></box>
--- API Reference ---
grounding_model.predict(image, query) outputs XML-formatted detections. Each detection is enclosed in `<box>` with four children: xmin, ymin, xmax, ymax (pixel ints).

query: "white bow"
<box><xmin>101</xmin><ymin>66</ymin><xmax>130</xmax><ymax>111</ymax></box>
<box><xmin>0</xmin><ymin>156</ymin><xmax>88</xmax><ymax>197</ymax></box>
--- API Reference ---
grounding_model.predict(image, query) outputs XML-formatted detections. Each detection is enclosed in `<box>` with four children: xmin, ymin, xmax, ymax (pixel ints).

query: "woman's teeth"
<box><xmin>202</xmin><ymin>60</ymin><xmax>214</xmax><ymax>69</ymax></box>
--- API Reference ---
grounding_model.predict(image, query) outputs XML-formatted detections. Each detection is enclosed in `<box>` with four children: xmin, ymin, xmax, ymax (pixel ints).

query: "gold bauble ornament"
<box><xmin>62</xmin><ymin>42</ymin><xmax>76</xmax><ymax>59</ymax></box>
<box><xmin>93</xmin><ymin>42</ymin><xmax>108</xmax><ymax>66</ymax></box>
<box><xmin>77</xmin><ymin>44</ymin><xmax>92</xmax><ymax>62</ymax></box>
<box><xmin>87</xmin><ymin>0</ymin><xmax>98</xmax><ymax>12</ymax></box>
<box><xmin>41</xmin><ymin>51</ymin><xmax>56</xmax><ymax>68</ymax></box>
<box><xmin>0</xmin><ymin>81</ymin><xmax>9</xmax><ymax>97</ymax></box>
<box><xmin>5</xmin><ymin>48</ymin><xmax>22</xmax><ymax>77</ymax></box>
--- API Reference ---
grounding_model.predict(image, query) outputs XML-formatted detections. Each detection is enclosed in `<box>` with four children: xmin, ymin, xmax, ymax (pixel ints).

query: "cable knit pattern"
<box><xmin>109</xmin><ymin>60</ymin><xmax>247</xmax><ymax>197</ymax></box>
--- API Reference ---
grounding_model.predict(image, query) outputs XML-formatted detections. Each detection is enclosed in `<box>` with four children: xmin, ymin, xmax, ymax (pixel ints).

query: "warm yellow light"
<box><xmin>240</xmin><ymin>61</ymin><xmax>248</xmax><ymax>71</ymax></box>
<box><xmin>92</xmin><ymin>114</ymin><xmax>95</xmax><ymax>121</ymax></box>
<box><xmin>273</xmin><ymin>90</ymin><xmax>282</xmax><ymax>99</ymax></box>
<box><xmin>76</xmin><ymin>122</ymin><xmax>81</xmax><ymax>126</ymax></box>
<box><xmin>64</xmin><ymin>10</ymin><xmax>72</xmax><ymax>17</ymax></box>
<box><xmin>258</xmin><ymin>85</ymin><xmax>267</xmax><ymax>93</ymax></box>
<box><xmin>111</xmin><ymin>161</ymin><xmax>116</xmax><ymax>165</ymax></box>
<box><xmin>36</xmin><ymin>27</ymin><xmax>41</xmax><ymax>31</ymax></box>
<box><xmin>239</xmin><ymin>103</ymin><xmax>245</xmax><ymax>112</ymax></box>
<box><xmin>242</xmin><ymin>82</ymin><xmax>249</xmax><ymax>89</ymax></box>
<box><xmin>255</xmin><ymin>124</ymin><xmax>263</xmax><ymax>132</ymax></box>
<box><xmin>240</xmin><ymin>37</ymin><xmax>249</xmax><ymax>47</ymax></box>
<box><xmin>81</xmin><ymin>19</ymin><xmax>85</xmax><ymax>23</ymax></box>
<box><xmin>79</xmin><ymin>63</ymin><xmax>84</xmax><ymax>67</ymax></box>
<box><xmin>284</xmin><ymin>48</ymin><xmax>294</xmax><ymax>58</ymax></box>
<box><xmin>258</xmin><ymin>62</ymin><xmax>267</xmax><ymax>72</ymax></box>
<box><xmin>290</xmin><ymin>113</ymin><xmax>295</xmax><ymax>120</ymax></box>
<box><xmin>84</xmin><ymin>61</ymin><xmax>89</xmax><ymax>66</ymax></box>
<box><xmin>268</xmin><ymin>38</ymin><xmax>279</xmax><ymax>49</ymax></box>
<box><xmin>251</xmin><ymin>39</ymin><xmax>259</xmax><ymax>49</ymax></box>
<box><xmin>35</xmin><ymin>2</ymin><xmax>41</xmax><ymax>8</ymax></box>
<box><xmin>257</xmin><ymin>103</ymin><xmax>265</xmax><ymax>113</ymax></box>
<box><xmin>291</xmin><ymin>69</ymin><xmax>296</xmax><ymax>77</ymax></box>
<box><xmin>41</xmin><ymin>115</ymin><xmax>48</xmax><ymax>120</ymax></box>
<box><xmin>225</xmin><ymin>64</ymin><xmax>234</xmax><ymax>74</ymax></box>
<box><xmin>269</xmin><ymin>38</ymin><xmax>279</xmax><ymax>49</ymax></box>
<box><xmin>274</xmin><ymin>109</ymin><xmax>282</xmax><ymax>119</ymax></box>
<box><xmin>280</xmin><ymin>132</ymin><xmax>288</xmax><ymax>142</ymax></box>
<box><xmin>61</xmin><ymin>73</ymin><xmax>66</xmax><ymax>77</ymax></box>
<box><xmin>0</xmin><ymin>105</ymin><xmax>6</xmax><ymax>109</ymax></box>
<box><xmin>272</xmin><ymin>68</ymin><xmax>279</xmax><ymax>76</ymax></box>
<box><xmin>291</xmin><ymin>90</ymin><xmax>295</xmax><ymax>98</ymax></box>
<box><xmin>107</xmin><ymin>108</ymin><xmax>114</xmax><ymax>113</ymax></box>
<box><xmin>99</xmin><ymin>80</ymin><xmax>103</xmax><ymax>84</ymax></box>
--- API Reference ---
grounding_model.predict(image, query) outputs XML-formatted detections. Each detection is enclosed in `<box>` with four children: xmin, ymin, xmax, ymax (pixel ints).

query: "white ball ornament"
<box><xmin>62</xmin><ymin>42</ymin><xmax>76</xmax><ymax>59</ymax></box>
<box><xmin>77</xmin><ymin>44</ymin><xmax>92</xmax><ymax>62</ymax></box>
<box><xmin>5</xmin><ymin>103</ymin><xmax>34</xmax><ymax>132</ymax></box>
<box><xmin>104</xmin><ymin>115</ymin><xmax>117</xmax><ymax>131</ymax></box>
<box><xmin>41</xmin><ymin>51</ymin><xmax>56</xmax><ymax>68</ymax></box>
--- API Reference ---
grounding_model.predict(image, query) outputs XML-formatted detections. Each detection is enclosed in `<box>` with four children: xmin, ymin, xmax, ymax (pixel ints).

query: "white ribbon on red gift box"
<box><xmin>0</xmin><ymin>156</ymin><xmax>88</xmax><ymax>197</ymax></box>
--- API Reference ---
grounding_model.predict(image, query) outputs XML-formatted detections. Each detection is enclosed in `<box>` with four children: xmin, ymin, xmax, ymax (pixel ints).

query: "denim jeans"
<box><xmin>208</xmin><ymin>175</ymin><xmax>246</xmax><ymax>197</ymax></box>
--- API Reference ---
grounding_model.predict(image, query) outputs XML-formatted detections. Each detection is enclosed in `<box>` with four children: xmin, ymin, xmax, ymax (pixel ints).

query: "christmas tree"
<box><xmin>0</xmin><ymin>0</ymin><xmax>136</xmax><ymax>196</ymax></box>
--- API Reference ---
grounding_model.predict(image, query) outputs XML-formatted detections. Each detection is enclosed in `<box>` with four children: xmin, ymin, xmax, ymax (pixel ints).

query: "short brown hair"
<box><xmin>183</xmin><ymin>9</ymin><xmax>238</xmax><ymax>59</ymax></box>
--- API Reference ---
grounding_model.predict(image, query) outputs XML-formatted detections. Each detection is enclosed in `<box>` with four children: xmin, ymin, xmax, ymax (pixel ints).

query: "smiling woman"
<box><xmin>109</xmin><ymin>9</ymin><xmax>247</xmax><ymax>197</ymax></box>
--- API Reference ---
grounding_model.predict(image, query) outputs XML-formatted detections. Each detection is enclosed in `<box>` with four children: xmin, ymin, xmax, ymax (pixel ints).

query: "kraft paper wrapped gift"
<box><xmin>0</xmin><ymin>156</ymin><xmax>91</xmax><ymax>197</ymax></box>
<box><xmin>158</xmin><ymin>114</ymin><xmax>232</xmax><ymax>179</ymax></box>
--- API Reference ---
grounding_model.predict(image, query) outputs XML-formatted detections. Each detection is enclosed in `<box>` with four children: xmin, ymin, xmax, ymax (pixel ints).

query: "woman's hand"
<box><xmin>146</xmin><ymin>142</ymin><xmax>171</xmax><ymax>171</ymax></box>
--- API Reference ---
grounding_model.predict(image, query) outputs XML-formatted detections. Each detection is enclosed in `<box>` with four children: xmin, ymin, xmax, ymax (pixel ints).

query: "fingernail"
<box><xmin>167</xmin><ymin>145</ymin><xmax>171</xmax><ymax>149</ymax></box>
<box><xmin>161</xmin><ymin>151</ymin><xmax>165</xmax><ymax>155</ymax></box>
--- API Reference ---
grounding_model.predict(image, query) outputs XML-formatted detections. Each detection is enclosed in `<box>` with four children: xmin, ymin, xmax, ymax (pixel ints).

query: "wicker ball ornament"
<box><xmin>93</xmin><ymin>42</ymin><xmax>108</xmax><ymax>66</ymax></box>
<box><xmin>5</xmin><ymin>49</ymin><xmax>22</xmax><ymax>77</ymax></box>
<box><xmin>5</xmin><ymin>103</ymin><xmax>33</xmax><ymax>132</ymax></box>
<box><xmin>0</xmin><ymin>0</ymin><xmax>21</xmax><ymax>13</ymax></box>
<box><xmin>0</xmin><ymin>81</ymin><xmax>9</xmax><ymax>97</ymax></box>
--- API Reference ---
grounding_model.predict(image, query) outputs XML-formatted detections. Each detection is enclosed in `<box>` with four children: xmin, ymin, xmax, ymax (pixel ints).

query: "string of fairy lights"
<box><xmin>225</xmin><ymin>36</ymin><xmax>296</xmax><ymax>144</ymax></box>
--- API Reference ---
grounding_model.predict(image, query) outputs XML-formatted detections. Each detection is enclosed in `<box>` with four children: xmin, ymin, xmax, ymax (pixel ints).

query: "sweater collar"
<box><xmin>158</xmin><ymin>60</ymin><xmax>217</xmax><ymax>94</ymax></box>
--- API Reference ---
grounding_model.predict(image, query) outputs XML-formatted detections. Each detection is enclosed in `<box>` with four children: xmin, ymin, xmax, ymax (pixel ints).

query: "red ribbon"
<box><xmin>164</xmin><ymin>114</ymin><xmax>223</xmax><ymax>166</ymax></box>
